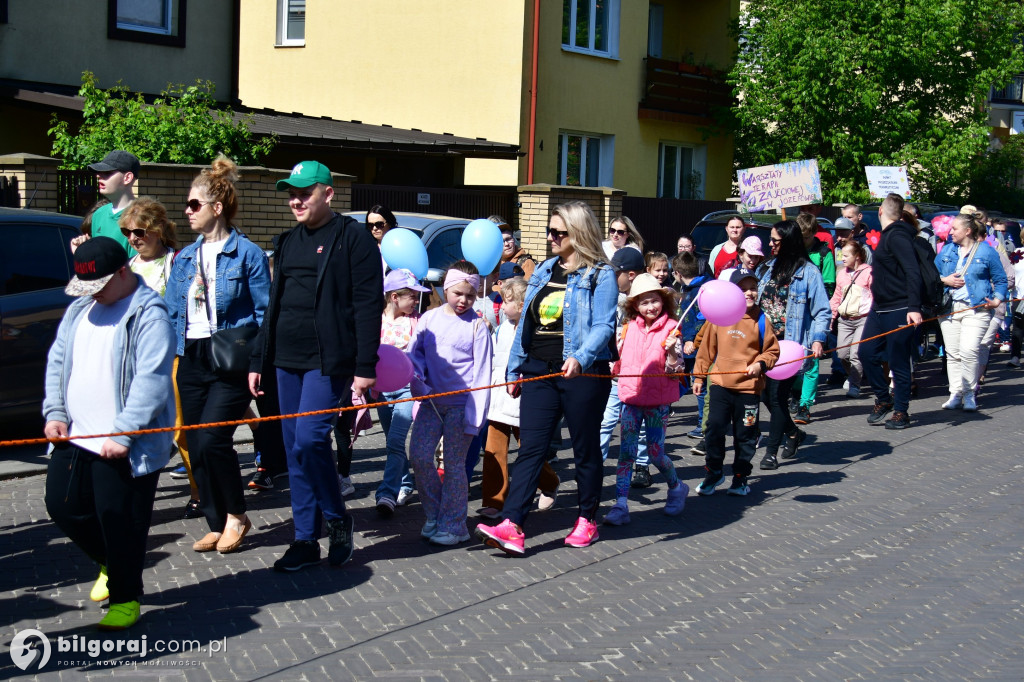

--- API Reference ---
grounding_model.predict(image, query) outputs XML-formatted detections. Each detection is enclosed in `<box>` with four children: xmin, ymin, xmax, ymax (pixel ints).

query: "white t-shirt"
<box><xmin>67</xmin><ymin>297</ymin><xmax>132</xmax><ymax>455</ymax></box>
<box><xmin>186</xmin><ymin>240</ymin><xmax>226</xmax><ymax>339</ymax></box>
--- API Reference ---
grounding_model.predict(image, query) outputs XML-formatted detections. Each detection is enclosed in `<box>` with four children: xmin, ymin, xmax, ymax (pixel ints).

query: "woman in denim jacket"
<box><xmin>164</xmin><ymin>157</ymin><xmax>270</xmax><ymax>555</ymax></box>
<box><xmin>935</xmin><ymin>213</ymin><xmax>1007</xmax><ymax>411</ymax></box>
<box><xmin>476</xmin><ymin>201</ymin><xmax>618</xmax><ymax>556</ymax></box>
<box><xmin>756</xmin><ymin>221</ymin><xmax>830</xmax><ymax>470</ymax></box>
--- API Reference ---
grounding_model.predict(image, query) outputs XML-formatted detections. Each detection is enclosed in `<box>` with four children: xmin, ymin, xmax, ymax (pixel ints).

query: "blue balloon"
<box><xmin>381</xmin><ymin>228</ymin><xmax>428</xmax><ymax>280</ymax></box>
<box><xmin>461</xmin><ymin>218</ymin><xmax>504</xmax><ymax>276</ymax></box>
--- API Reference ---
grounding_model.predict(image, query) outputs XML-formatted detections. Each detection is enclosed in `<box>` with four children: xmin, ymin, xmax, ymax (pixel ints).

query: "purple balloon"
<box><xmin>766</xmin><ymin>340</ymin><xmax>805</xmax><ymax>380</ymax></box>
<box><xmin>698</xmin><ymin>280</ymin><xmax>747</xmax><ymax>327</ymax></box>
<box><xmin>375</xmin><ymin>344</ymin><xmax>414</xmax><ymax>392</ymax></box>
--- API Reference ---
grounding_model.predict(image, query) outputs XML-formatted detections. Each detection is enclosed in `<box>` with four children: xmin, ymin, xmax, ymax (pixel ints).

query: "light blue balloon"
<box><xmin>461</xmin><ymin>218</ymin><xmax>504</xmax><ymax>275</ymax></box>
<box><xmin>381</xmin><ymin>228</ymin><xmax>428</xmax><ymax>280</ymax></box>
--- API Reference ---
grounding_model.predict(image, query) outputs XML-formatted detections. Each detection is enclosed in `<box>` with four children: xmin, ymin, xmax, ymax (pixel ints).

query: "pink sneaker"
<box><xmin>564</xmin><ymin>517</ymin><xmax>599</xmax><ymax>548</ymax></box>
<box><xmin>475</xmin><ymin>519</ymin><xmax>525</xmax><ymax>556</ymax></box>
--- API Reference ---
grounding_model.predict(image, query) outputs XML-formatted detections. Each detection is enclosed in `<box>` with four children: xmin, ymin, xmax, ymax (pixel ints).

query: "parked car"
<box><xmin>0</xmin><ymin>207</ymin><xmax>81</xmax><ymax>423</ymax></box>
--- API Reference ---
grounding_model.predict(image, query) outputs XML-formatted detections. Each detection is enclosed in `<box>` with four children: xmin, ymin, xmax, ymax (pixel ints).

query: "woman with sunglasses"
<box><xmin>756</xmin><ymin>221</ymin><xmax>830</xmax><ymax>470</ymax></box>
<box><xmin>602</xmin><ymin>216</ymin><xmax>645</xmax><ymax>261</ymax></box>
<box><xmin>476</xmin><ymin>201</ymin><xmax>618</xmax><ymax>555</ymax></box>
<box><xmin>165</xmin><ymin>155</ymin><xmax>270</xmax><ymax>555</ymax></box>
<box><xmin>366</xmin><ymin>205</ymin><xmax>398</xmax><ymax>273</ymax></box>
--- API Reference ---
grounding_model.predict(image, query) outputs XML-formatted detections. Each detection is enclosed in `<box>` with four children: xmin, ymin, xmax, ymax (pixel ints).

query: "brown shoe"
<box><xmin>193</xmin><ymin>532</ymin><xmax>221</xmax><ymax>552</ymax></box>
<box><xmin>216</xmin><ymin>517</ymin><xmax>252</xmax><ymax>553</ymax></box>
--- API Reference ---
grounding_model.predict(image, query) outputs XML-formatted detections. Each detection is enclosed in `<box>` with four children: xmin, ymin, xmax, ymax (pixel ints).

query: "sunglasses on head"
<box><xmin>548</xmin><ymin>227</ymin><xmax>570</xmax><ymax>240</ymax></box>
<box><xmin>120</xmin><ymin>227</ymin><xmax>150</xmax><ymax>239</ymax></box>
<box><xmin>609</xmin><ymin>228</ymin><xmax>627</xmax><ymax>236</ymax></box>
<box><xmin>186</xmin><ymin>199</ymin><xmax>212</xmax><ymax>212</ymax></box>
<box><xmin>367</xmin><ymin>221</ymin><xmax>388</xmax><ymax>229</ymax></box>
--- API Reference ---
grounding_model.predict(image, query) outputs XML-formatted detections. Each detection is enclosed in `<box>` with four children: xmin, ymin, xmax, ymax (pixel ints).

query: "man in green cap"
<box><xmin>249</xmin><ymin>161</ymin><xmax>383</xmax><ymax>571</ymax></box>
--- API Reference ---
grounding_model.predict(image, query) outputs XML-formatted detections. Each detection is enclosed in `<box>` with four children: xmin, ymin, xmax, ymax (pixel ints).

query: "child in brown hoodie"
<box><xmin>692</xmin><ymin>270</ymin><xmax>780</xmax><ymax>496</ymax></box>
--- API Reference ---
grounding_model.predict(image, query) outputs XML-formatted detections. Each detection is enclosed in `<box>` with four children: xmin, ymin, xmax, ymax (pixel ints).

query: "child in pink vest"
<box><xmin>604</xmin><ymin>274</ymin><xmax>689</xmax><ymax>526</ymax></box>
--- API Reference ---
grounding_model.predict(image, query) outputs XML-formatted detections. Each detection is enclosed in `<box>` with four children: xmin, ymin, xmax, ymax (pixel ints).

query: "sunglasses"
<box><xmin>368</xmin><ymin>221</ymin><xmax>388</xmax><ymax>230</ymax></box>
<box><xmin>186</xmin><ymin>199</ymin><xmax>212</xmax><ymax>212</ymax></box>
<box><xmin>548</xmin><ymin>227</ymin><xmax>570</xmax><ymax>240</ymax></box>
<box><xmin>769</xmin><ymin>237</ymin><xmax>783</xmax><ymax>245</ymax></box>
<box><xmin>120</xmin><ymin>227</ymin><xmax>150</xmax><ymax>239</ymax></box>
<box><xmin>608</xmin><ymin>228</ymin><xmax>627</xmax><ymax>237</ymax></box>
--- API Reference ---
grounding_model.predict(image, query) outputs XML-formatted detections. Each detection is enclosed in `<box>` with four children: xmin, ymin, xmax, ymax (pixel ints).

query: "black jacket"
<box><xmin>251</xmin><ymin>213</ymin><xmax>384</xmax><ymax>378</ymax></box>
<box><xmin>870</xmin><ymin>220</ymin><xmax>922</xmax><ymax>313</ymax></box>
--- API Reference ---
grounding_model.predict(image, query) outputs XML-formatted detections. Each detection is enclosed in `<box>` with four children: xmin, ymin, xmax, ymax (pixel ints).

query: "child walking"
<box><xmin>374</xmin><ymin>269</ymin><xmax>430</xmax><ymax>516</ymax></box>
<box><xmin>407</xmin><ymin>261</ymin><xmax>492</xmax><ymax>545</ymax></box>
<box><xmin>692</xmin><ymin>270</ymin><xmax>780</xmax><ymax>496</ymax></box>
<box><xmin>603</xmin><ymin>274</ymin><xmax>689</xmax><ymax>525</ymax></box>
<box><xmin>478</xmin><ymin>278</ymin><xmax>560</xmax><ymax>518</ymax></box>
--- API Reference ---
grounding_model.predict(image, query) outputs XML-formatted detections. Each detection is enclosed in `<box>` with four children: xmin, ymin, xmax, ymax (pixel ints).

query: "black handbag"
<box><xmin>198</xmin><ymin>245</ymin><xmax>257</xmax><ymax>378</ymax></box>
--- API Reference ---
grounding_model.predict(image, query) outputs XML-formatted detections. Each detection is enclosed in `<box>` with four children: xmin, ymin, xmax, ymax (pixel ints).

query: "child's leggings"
<box><xmin>617</xmin><ymin>404</ymin><xmax>679</xmax><ymax>499</ymax></box>
<box><xmin>409</xmin><ymin>403</ymin><xmax>474</xmax><ymax>536</ymax></box>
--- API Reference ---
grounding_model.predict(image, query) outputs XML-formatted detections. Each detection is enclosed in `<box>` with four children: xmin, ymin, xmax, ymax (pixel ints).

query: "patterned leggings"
<box><xmin>617</xmin><ymin>404</ymin><xmax>679</xmax><ymax>499</ymax></box>
<box><xmin>409</xmin><ymin>402</ymin><xmax>474</xmax><ymax>536</ymax></box>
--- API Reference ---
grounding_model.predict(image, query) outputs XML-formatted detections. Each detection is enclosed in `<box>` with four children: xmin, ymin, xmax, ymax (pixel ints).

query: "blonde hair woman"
<box><xmin>602</xmin><ymin>215</ymin><xmax>645</xmax><ymax>261</ymax></box>
<box><xmin>475</xmin><ymin>201</ymin><xmax>618</xmax><ymax>556</ymax></box>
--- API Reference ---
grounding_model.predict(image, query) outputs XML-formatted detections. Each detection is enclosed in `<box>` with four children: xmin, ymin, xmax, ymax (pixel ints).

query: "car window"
<box><xmin>0</xmin><ymin>224</ymin><xmax>73</xmax><ymax>296</ymax></box>
<box><xmin>690</xmin><ymin>224</ymin><xmax>727</xmax><ymax>258</ymax></box>
<box><xmin>425</xmin><ymin>227</ymin><xmax>465</xmax><ymax>271</ymax></box>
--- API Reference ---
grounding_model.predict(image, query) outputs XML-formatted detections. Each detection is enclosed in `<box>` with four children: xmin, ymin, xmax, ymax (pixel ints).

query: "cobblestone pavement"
<box><xmin>2</xmin><ymin>359</ymin><xmax>1023</xmax><ymax>680</ymax></box>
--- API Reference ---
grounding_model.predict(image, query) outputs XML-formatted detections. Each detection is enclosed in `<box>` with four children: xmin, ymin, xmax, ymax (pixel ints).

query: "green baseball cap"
<box><xmin>276</xmin><ymin>161</ymin><xmax>333</xmax><ymax>190</ymax></box>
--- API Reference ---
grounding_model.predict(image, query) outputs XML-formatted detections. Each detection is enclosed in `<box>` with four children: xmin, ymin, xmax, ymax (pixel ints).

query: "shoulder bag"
<box><xmin>199</xmin><ymin>245</ymin><xmax>258</xmax><ymax>378</ymax></box>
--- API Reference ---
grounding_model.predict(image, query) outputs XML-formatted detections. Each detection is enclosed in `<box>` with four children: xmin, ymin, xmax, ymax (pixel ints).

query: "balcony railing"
<box><xmin>992</xmin><ymin>75</ymin><xmax>1024</xmax><ymax>103</ymax></box>
<box><xmin>639</xmin><ymin>57</ymin><xmax>735</xmax><ymax>123</ymax></box>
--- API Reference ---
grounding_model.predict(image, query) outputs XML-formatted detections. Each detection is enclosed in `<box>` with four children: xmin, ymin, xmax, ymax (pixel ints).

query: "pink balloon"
<box><xmin>766</xmin><ymin>340</ymin><xmax>805</xmax><ymax>380</ymax></box>
<box><xmin>698</xmin><ymin>280</ymin><xmax>748</xmax><ymax>327</ymax></box>
<box><xmin>375</xmin><ymin>344</ymin><xmax>414</xmax><ymax>392</ymax></box>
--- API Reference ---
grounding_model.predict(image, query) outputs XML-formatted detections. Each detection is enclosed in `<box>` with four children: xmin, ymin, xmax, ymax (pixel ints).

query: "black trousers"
<box><xmin>705</xmin><ymin>384</ymin><xmax>760</xmax><ymax>477</ymax></box>
<box><xmin>761</xmin><ymin>374</ymin><xmax>800</xmax><ymax>454</ymax></box>
<box><xmin>45</xmin><ymin>443</ymin><xmax>159</xmax><ymax>604</ymax></box>
<box><xmin>176</xmin><ymin>339</ymin><xmax>253</xmax><ymax>532</ymax></box>
<box><xmin>252</xmin><ymin>369</ymin><xmax>288</xmax><ymax>477</ymax></box>
<box><xmin>504</xmin><ymin>356</ymin><xmax>611</xmax><ymax>528</ymax></box>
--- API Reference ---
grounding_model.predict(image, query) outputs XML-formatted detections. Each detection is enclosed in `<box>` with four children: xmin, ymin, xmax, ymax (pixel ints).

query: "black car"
<box><xmin>0</xmin><ymin>207</ymin><xmax>81</xmax><ymax>422</ymax></box>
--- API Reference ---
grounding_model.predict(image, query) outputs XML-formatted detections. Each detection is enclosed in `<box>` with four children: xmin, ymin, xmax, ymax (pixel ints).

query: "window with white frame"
<box><xmin>557</xmin><ymin>132</ymin><xmax>614</xmax><ymax>187</ymax></box>
<box><xmin>276</xmin><ymin>0</ymin><xmax>305</xmax><ymax>46</ymax></box>
<box><xmin>562</xmin><ymin>0</ymin><xmax>619</xmax><ymax>58</ymax></box>
<box><xmin>658</xmin><ymin>143</ymin><xmax>706</xmax><ymax>199</ymax></box>
<box><xmin>108</xmin><ymin>0</ymin><xmax>184</xmax><ymax>45</ymax></box>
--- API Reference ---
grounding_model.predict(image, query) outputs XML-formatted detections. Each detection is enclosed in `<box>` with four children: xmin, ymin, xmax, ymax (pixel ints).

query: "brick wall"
<box><xmin>0</xmin><ymin>154</ymin><xmax>60</xmax><ymax>211</ymax></box>
<box><xmin>516</xmin><ymin>184</ymin><xmax>626</xmax><ymax>260</ymax></box>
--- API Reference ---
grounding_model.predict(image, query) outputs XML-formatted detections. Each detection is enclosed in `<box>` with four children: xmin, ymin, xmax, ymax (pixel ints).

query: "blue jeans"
<box><xmin>599</xmin><ymin>381</ymin><xmax>648</xmax><ymax>465</ymax></box>
<box><xmin>375</xmin><ymin>386</ymin><xmax>415</xmax><ymax>503</ymax></box>
<box><xmin>277</xmin><ymin>368</ymin><xmax>349</xmax><ymax>542</ymax></box>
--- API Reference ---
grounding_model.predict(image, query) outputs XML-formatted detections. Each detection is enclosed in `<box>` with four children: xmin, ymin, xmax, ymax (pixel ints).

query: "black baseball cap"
<box><xmin>65</xmin><ymin>237</ymin><xmax>129</xmax><ymax>296</ymax></box>
<box><xmin>611</xmin><ymin>247</ymin><xmax>645</xmax><ymax>273</ymax></box>
<box><xmin>88</xmin><ymin>150</ymin><xmax>142</xmax><ymax>177</ymax></box>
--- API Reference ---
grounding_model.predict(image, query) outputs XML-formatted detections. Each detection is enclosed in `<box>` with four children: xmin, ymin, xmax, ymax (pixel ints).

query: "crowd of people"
<box><xmin>40</xmin><ymin>150</ymin><xmax>1023</xmax><ymax>630</ymax></box>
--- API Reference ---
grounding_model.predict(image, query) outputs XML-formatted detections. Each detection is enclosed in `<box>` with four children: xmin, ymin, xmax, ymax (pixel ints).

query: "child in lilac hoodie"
<box><xmin>407</xmin><ymin>261</ymin><xmax>492</xmax><ymax>546</ymax></box>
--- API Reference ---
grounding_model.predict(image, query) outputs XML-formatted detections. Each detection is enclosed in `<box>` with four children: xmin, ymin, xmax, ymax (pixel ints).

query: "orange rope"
<box><xmin>3</xmin><ymin>297</ymin><xmax>1017</xmax><ymax>449</ymax></box>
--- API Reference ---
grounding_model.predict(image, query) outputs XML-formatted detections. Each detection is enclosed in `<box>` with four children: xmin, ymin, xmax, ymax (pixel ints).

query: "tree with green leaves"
<box><xmin>49</xmin><ymin>71</ymin><xmax>275</xmax><ymax>169</ymax></box>
<box><xmin>728</xmin><ymin>0</ymin><xmax>1024</xmax><ymax>204</ymax></box>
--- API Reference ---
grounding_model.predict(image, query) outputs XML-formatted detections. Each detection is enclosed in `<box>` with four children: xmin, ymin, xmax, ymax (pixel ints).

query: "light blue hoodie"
<box><xmin>43</xmin><ymin>275</ymin><xmax>177</xmax><ymax>476</ymax></box>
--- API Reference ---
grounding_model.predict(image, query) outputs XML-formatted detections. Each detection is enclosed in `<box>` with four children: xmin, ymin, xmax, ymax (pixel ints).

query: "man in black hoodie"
<box><xmin>859</xmin><ymin>193</ymin><xmax>923</xmax><ymax>430</ymax></box>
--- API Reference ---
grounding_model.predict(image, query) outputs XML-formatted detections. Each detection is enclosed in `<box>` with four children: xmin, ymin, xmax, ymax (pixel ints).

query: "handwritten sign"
<box><xmin>737</xmin><ymin>159</ymin><xmax>822</xmax><ymax>212</ymax></box>
<box><xmin>865</xmin><ymin>166</ymin><xmax>911</xmax><ymax>200</ymax></box>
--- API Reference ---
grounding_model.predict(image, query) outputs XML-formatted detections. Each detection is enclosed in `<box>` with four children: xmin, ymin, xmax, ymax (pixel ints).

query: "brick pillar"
<box><xmin>0</xmin><ymin>154</ymin><xmax>61</xmax><ymax>210</ymax></box>
<box><xmin>516</xmin><ymin>184</ymin><xmax>626</xmax><ymax>260</ymax></box>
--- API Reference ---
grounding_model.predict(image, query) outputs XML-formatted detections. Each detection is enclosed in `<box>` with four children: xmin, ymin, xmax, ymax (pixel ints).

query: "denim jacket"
<box><xmin>43</xmin><ymin>277</ymin><xmax>177</xmax><ymax>476</ymax></box>
<box><xmin>935</xmin><ymin>240</ymin><xmax>1008</xmax><ymax>307</ymax></box>
<box><xmin>757</xmin><ymin>260</ymin><xmax>831</xmax><ymax>372</ymax></box>
<box><xmin>164</xmin><ymin>229</ymin><xmax>270</xmax><ymax>355</ymax></box>
<box><xmin>678</xmin><ymin>275</ymin><xmax>708</xmax><ymax>349</ymax></box>
<box><xmin>507</xmin><ymin>257</ymin><xmax>618</xmax><ymax>379</ymax></box>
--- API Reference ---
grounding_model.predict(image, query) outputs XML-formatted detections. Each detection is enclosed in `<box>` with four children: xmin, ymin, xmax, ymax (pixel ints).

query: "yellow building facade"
<box><xmin>238</xmin><ymin>0</ymin><xmax>737</xmax><ymax>198</ymax></box>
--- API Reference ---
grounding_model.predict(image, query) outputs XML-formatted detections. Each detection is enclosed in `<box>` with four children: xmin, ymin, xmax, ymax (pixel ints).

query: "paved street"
<box><xmin>1</xmin><ymin>358</ymin><xmax>1023</xmax><ymax>680</ymax></box>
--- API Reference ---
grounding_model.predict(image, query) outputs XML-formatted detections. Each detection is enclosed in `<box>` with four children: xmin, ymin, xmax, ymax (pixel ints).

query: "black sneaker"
<box><xmin>273</xmin><ymin>540</ymin><xmax>321</xmax><ymax>572</ymax></box>
<box><xmin>885</xmin><ymin>411</ymin><xmax>910</xmax><ymax>430</ymax></box>
<box><xmin>248</xmin><ymin>468</ymin><xmax>274</xmax><ymax>491</ymax></box>
<box><xmin>793</xmin><ymin>405</ymin><xmax>811</xmax><ymax>425</ymax></box>
<box><xmin>630</xmin><ymin>465</ymin><xmax>652</xmax><ymax>489</ymax></box>
<box><xmin>375</xmin><ymin>496</ymin><xmax>396</xmax><ymax>518</ymax></box>
<box><xmin>759</xmin><ymin>451</ymin><xmax>779</xmax><ymax>470</ymax></box>
<box><xmin>182</xmin><ymin>498</ymin><xmax>202</xmax><ymax>519</ymax></box>
<box><xmin>696</xmin><ymin>468</ymin><xmax>726</xmax><ymax>495</ymax></box>
<box><xmin>325</xmin><ymin>515</ymin><xmax>355</xmax><ymax>567</ymax></box>
<box><xmin>690</xmin><ymin>438</ymin><xmax>707</xmax><ymax>456</ymax></box>
<box><xmin>780</xmin><ymin>428</ymin><xmax>806</xmax><ymax>459</ymax></box>
<box><xmin>867</xmin><ymin>400</ymin><xmax>894</xmax><ymax>425</ymax></box>
<box><xmin>788</xmin><ymin>399</ymin><xmax>799</xmax><ymax>415</ymax></box>
<box><xmin>827</xmin><ymin>372</ymin><xmax>846</xmax><ymax>387</ymax></box>
<box><xmin>727</xmin><ymin>475</ymin><xmax>750</xmax><ymax>496</ymax></box>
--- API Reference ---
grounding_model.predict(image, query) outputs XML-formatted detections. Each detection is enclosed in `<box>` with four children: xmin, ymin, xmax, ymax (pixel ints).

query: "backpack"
<box><xmin>911</xmin><ymin>236</ymin><xmax>944</xmax><ymax>316</ymax></box>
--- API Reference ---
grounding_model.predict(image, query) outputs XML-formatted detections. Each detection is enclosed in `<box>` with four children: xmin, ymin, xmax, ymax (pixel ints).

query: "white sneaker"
<box><xmin>338</xmin><ymin>475</ymin><xmax>355</xmax><ymax>497</ymax></box>
<box><xmin>420</xmin><ymin>519</ymin><xmax>438</xmax><ymax>538</ymax></box>
<box><xmin>846</xmin><ymin>385</ymin><xmax>860</xmax><ymax>398</ymax></box>
<box><xmin>999</xmin><ymin>342</ymin><xmax>1011</xmax><ymax>352</ymax></box>
<box><xmin>396</xmin><ymin>488</ymin><xmax>414</xmax><ymax>506</ymax></box>
<box><xmin>941</xmin><ymin>394</ymin><xmax>963</xmax><ymax>410</ymax></box>
<box><xmin>429</xmin><ymin>531</ymin><xmax>470</xmax><ymax>545</ymax></box>
<box><xmin>962</xmin><ymin>393</ymin><xmax>978</xmax><ymax>412</ymax></box>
